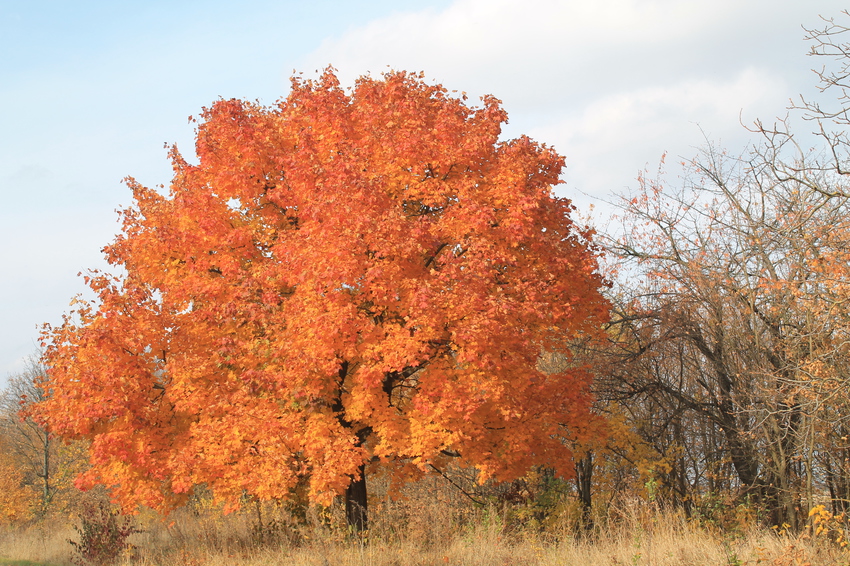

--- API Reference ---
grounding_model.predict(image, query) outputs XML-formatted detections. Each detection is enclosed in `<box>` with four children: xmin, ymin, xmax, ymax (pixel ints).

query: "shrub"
<box><xmin>69</xmin><ymin>501</ymin><xmax>140</xmax><ymax>566</ymax></box>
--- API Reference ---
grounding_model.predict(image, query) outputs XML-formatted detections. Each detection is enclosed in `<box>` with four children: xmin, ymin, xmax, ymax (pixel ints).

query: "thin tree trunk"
<box><xmin>42</xmin><ymin>432</ymin><xmax>50</xmax><ymax>515</ymax></box>
<box><xmin>254</xmin><ymin>497</ymin><xmax>264</xmax><ymax>544</ymax></box>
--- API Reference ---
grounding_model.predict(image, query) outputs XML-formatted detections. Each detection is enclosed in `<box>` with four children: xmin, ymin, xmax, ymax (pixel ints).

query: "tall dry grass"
<box><xmin>1</xmin><ymin>477</ymin><xmax>848</xmax><ymax>566</ymax></box>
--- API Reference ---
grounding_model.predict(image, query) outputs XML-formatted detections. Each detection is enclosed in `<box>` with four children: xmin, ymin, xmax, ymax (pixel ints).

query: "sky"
<box><xmin>1</xmin><ymin>0</ymin><xmax>847</xmax><ymax>383</ymax></box>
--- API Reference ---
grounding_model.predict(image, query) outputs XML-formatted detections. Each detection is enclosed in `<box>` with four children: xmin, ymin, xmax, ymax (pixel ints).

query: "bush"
<box><xmin>69</xmin><ymin>501</ymin><xmax>140</xmax><ymax>565</ymax></box>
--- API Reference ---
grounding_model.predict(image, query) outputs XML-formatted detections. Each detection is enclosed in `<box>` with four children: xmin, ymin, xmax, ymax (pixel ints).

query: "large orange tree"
<box><xmin>35</xmin><ymin>70</ymin><xmax>609</xmax><ymax>530</ymax></box>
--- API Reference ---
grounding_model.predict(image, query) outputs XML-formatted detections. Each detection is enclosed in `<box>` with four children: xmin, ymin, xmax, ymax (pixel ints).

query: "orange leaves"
<box><xmin>34</xmin><ymin>68</ymin><xmax>608</xmax><ymax>515</ymax></box>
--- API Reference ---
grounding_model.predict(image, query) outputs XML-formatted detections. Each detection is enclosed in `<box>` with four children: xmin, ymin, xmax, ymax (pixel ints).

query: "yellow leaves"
<box><xmin>808</xmin><ymin>504</ymin><xmax>850</xmax><ymax>549</ymax></box>
<box><xmin>0</xmin><ymin>449</ymin><xmax>35</xmax><ymax>524</ymax></box>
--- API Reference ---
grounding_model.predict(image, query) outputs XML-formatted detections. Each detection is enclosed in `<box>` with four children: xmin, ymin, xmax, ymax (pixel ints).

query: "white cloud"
<box><xmin>308</xmin><ymin>0</ymin><xmax>729</xmax><ymax>72</ymax></box>
<box><xmin>534</xmin><ymin>67</ymin><xmax>790</xmax><ymax>198</ymax></box>
<box><xmin>302</xmin><ymin>0</ymin><xmax>824</xmax><ymax>108</ymax></box>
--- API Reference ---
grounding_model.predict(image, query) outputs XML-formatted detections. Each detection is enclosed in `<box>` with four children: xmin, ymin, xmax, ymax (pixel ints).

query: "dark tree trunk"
<box><xmin>576</xmin><ymin>451</ymin><xmax>593</xmax><ymax>530</ymax></box>
<box><xmin>333</xmin><ymin>360</ymin><xmax>369</xmax><ymax>532</ymax></box>
<box><xmin>345</xmin><ymin>462</ymin><xmax>368</xmax><ymax>532</ymax></box>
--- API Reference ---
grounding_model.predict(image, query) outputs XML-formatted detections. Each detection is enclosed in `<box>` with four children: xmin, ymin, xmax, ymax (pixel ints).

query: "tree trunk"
<box><xmin>576</xmin><ymin>452</ymin><xmax>593</xmax><ymax>530</ymax></box>
<box><xmin>334</xmin><ymin>360</ymin><xmax>368</xmax><ymax>532</ymax></box>
<box><xmin>41</xmin><ymin>432</ymin><xmax>50</xmax><ymax>516</ymax></box>
<box><xmin>345</xmin><ymin>462</ymin><xmax>368</xmax><ymax>532</ymax></box>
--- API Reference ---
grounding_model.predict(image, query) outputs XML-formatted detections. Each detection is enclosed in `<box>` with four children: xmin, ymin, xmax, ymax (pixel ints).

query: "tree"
<box><xmin>34</xmin><ymin>70</ymin><xmax>609</xmax><ymax>531</ymax></box>
<box><xmin>570</xmin><ymin>13</ymin><xmax>850</xmax><ymax>530</ymax></box>
<box><xmin>1</xmin><ymin>356</ymin><xmax>54</xmax><ymax>518</ymax></box>
<box><xmin>1</xmin><ymin>355</ymin><xmax>89</xmax><ymax>520</ymax></box>
<box><xmin>600</xmin><ymin>140</ymin><xmax>850</xmax><ymax>528</ymax></box>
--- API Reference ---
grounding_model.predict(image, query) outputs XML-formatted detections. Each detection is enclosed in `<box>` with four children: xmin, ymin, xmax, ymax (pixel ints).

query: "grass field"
<box><xmin>1</xmin><ymin>498</ymin><xmax>848</xmax><ymax>566</ymax></box>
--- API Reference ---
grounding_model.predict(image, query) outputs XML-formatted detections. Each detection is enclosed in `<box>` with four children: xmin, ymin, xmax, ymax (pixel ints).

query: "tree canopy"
<box><xmin>34</xmin><ymin>70</ymin><xmax>609</xmax><ymax>528</ymax></box>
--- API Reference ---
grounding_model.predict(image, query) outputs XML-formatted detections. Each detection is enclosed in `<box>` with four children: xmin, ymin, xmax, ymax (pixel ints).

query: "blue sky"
<box><xmin>1</xmin><ymin>0</ymin><xmax>846</xmax><ymax>382</ymax></box>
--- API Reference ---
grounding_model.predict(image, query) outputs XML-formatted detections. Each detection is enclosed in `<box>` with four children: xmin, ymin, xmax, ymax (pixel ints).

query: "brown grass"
<box><xmin>1</xmin><ymin>484</ymin><xmax>847</xmax><ymax>566</ymax></box>
<box><xmin>2</xmin><ymin>510</ymin><xmax>846</xmax><ymax>566</ymax></box>
<box><xmin>1</xmin><ymin>516</ymin><xmax>847</xmax><ymax>565</ymax></box>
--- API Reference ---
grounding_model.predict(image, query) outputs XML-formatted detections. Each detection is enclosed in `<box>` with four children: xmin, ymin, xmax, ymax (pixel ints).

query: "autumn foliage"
<box><xmin>34</xmin><ymin>70</ymin><xmax>608</xmax><ymax>524</ymax></box>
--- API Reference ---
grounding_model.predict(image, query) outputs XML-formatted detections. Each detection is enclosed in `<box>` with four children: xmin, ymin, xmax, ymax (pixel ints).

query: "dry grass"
<box><xmin>2</xmin><ymin>511</ymin><xmax>846</xmax><ymax>566</ymax></box>
<box><xmin>1</xmin><ymin>484</ymin><xmax>848</xmax><ymax>566</ymax></box>
<box><xmin>0</xmin><ymin>520</ymin><xmax>75</xmax><ymax>565</ymax></box>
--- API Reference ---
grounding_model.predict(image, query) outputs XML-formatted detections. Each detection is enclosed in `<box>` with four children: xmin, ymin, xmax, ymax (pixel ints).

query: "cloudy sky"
<box><xmin>1</xmin><ymin>0</ymin><xmax>846</xmax><ymax>381</ymax></box>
